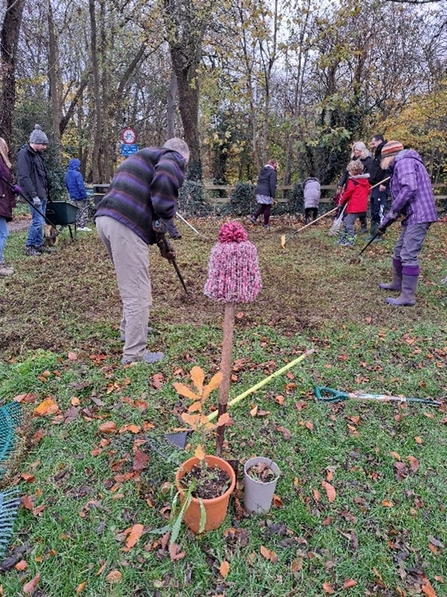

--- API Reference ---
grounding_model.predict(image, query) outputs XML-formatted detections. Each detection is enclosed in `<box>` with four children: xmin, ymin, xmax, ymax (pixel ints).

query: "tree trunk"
<box><xmin>167</xmin><ymin>71</ymin><xmax>177</xmax><ymax>139</ymax></box>
<box><xmin>89</xmin><ymin>0</ymin><xmax>103</xmax><ymax>183</ymax></box>
<box><xmin>47</xmin><ymin>0</ymin><xmax>62</xmax><ymax>160</ymax></box>
<box><xmin>0</xmin><ymin>0</ymin><xmax>26</xmax><ymax>141</ymax></box>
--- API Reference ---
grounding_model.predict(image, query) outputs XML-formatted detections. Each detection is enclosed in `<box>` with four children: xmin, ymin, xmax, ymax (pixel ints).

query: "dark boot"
<box><xmin>379</xmin><ymin>259</ymin><xmax>402</xmax><ymax>291</ymax></box>
<box><xmin>368</xmin><ymin>221</ymin><xmax>379</xmax><ymax>241</ymax></box>
<box><xmin>386</xmin><ymin>274</ymin><xmax>418</xmax><ymax>306</ymax></box>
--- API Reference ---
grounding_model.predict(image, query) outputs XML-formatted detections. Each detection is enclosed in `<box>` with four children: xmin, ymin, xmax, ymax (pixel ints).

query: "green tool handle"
<box><xmin>314</xmin><ymin>386</ymin><xmax>441</xmax><ymax>406</ymax></box>
<box><xmin>207</xmin><ymin>349</ymin><xmax>315</xmax><ymax>422</ymax></box>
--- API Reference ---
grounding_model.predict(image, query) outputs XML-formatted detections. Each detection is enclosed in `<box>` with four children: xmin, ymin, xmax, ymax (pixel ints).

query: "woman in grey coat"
<box><xmin>303</xmin><ymin>177</ymin><xmax>321</xmax><ymax>223</ymax></box>
<box><xmin>250</xmin><ymin>159</ymin><xmax>278</xmax><ymax>229</ymax></box>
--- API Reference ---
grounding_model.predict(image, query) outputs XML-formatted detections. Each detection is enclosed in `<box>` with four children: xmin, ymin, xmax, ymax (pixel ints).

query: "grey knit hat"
<box><xmin>29</xmin><ymin>124</ymin><xmax>49</xmax><ymax>145</ymax></box>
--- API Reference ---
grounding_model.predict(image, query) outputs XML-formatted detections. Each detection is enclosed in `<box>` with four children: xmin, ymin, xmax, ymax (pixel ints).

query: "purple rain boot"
<box><xmin>386</xmin><ymin>266</ymin><xmax>419</xmax><ymax>307</ymax></box>
<box><xmin>379</xmin><ymin>258</ymin><xmax>403</xmax><ymax>291</ymax></box>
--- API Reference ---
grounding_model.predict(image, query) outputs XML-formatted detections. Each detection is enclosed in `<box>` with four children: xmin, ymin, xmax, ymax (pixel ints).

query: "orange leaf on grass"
<box><xmin>76</xmin><ymin>581</ymin><xmax>86</xmax><ymax>593</ymax></box>
<box><xmin>67</xmin><ymin>352</ymin><xmax>78</xmax><ymax>360</ymax></box>
<box><xmin>260</xmin><ymin>546</ymin><xmax>278</xmax><ymax>562</ymax></box>
<box><xmin>14</xmin><ymin>560</ymin><xmax>27</xmax><ymax>571</ymax></box>
<box><xmin>219</xmin><ymin>561</ymin><xmax>230</xmax><ymax>578</ymax></box>
<box><xmin>105</xmin><ymin>570</ymin><xmax>122</xmax><ymax>583</ymax></box>
<box><xmin>169</xmin><ymin>543</ymin><xmax>186</xmax><ymax>561</ymax></box>
<box><xmin>323</xmin><ymin>582</ymin><xmax>335</xmax><ymax>594</ymax></box>
<box><xmin>21</xmin><ymin>495</ymin><xmax>34</xmax><ymax>510</ymax></box>
<box><xmin>421</xmin><ymin>578</ymin><xmax>437</xmax><ymax>597</ymax></box>
<box><xmin>34</xmin><ymin>398</ymin><xmax>59</xmax><ymax>416</ymax></box>
<box><xmin>382</xmin><ymin>499</ymin><xmax>394</xmax><ymax>507</ymax></box>
<box><xmin>118</xmin><ymin>424</ymin><xmax>141</xmax><ymax>434</ymax></box>
<box><xmin>342</xmin><ymin>578</ymin><xmax>357</xmax><ymax>589</ymax></box>
<box><xmin>99</xmin><ymin>421</ymin><xmax>117</xmax><ymax>434</ymax></box>
<box><xmin>20</xmin><ymin>473</ymin><xmax>35</xmax><ymax>483</ymax></box>
<box><xmin>122</xmin><ymin>524</ymin><xmax>144</xmax><ymax>552</ymax></box>
<box><xmin>23</xmin><ymin>573</ymin><xmax>40</xmax><ymax>594</ymax></box>
<box><xmin>13</xmin><ymin>393</ymin><xmax>37</xmax><ymax>403</ymax></box>
<box><xmin>132</xmin><ymin>450</ymin><xmax>149</xmax><ymax>471</ymax></box>
<box><xmin>322</xmin><ymin>481</ymin><xmax>336</xmax><ymax>503</ymax></box>
<box><xmin>415</xmin><ymin>436</ymin><xmax>423</xmax><ymax>444</ymax></box>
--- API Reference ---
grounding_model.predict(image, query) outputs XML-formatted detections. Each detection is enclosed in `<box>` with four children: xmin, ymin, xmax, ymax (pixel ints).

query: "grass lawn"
<box><xmin>0</xmin><ymin>214</ymin><xmax>446</xmax><ymax>597</ymax></box>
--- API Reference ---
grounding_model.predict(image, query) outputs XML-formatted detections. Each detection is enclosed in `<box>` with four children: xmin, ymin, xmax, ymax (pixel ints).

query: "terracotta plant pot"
<box><xmin>243</xmin><ymin>456</ymin><xmax>280</xmax><ymax>514</ymax></box>
<box><xmin>175</xmin><ymin>455</ymin><xmax>236</xmax><ymax>533</ymax></box>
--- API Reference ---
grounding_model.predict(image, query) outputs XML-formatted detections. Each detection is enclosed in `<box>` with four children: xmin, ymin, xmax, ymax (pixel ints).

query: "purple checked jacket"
<box><xmin>382</xmin><ymin>149</ymin><xmax>438</xmax><ymax>227</ymax></box>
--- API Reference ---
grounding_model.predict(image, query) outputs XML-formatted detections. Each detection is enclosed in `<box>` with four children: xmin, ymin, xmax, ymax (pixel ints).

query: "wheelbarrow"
<box><xmin>45</xmin><ymin>201</ymin><xmax>79</xmax><ymax>245</ymax></box>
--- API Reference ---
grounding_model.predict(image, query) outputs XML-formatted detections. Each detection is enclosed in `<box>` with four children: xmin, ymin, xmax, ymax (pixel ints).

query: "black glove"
<box><xmin>377</xmin><ymin>219</ymin><xmax>395</xmax><ymax>235</ymax></box>
<box><xmin>153</xmin><ymin>220</ymin><xmax>176</xmax><ymax>261</ymax></box>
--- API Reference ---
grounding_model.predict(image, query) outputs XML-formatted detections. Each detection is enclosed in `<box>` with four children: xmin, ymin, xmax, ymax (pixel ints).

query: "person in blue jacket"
<box><xmin>65</xmin><ymin>158</ymin><xmax>91</xmax><ymax>231</ymax></box>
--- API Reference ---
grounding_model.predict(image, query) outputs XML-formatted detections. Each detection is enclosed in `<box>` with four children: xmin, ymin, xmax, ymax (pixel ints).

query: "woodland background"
<box><xmin>0</xmin><ymin>0</ymin><xmax>447</xmax><ymax>198</ymax></box>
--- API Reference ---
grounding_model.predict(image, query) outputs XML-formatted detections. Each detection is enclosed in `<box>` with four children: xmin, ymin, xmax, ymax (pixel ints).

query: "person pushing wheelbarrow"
<box><xmin>377</xmin><ymin>141</ymin><xmax>438</xmax><ymax>307</ymax></box>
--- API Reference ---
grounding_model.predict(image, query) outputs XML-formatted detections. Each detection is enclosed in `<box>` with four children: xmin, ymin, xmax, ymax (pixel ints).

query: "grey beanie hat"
<box><xmin>29</xmin><ymin>124</ymin><xmax>49</xmax><ymax>145</ymax></box>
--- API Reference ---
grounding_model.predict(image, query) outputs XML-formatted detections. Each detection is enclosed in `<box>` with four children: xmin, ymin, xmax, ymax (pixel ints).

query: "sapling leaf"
<box><xmin>188</xmin><ymin>401</ymin><xmax>202</xmax><ymax>413</ymax></box>
<box><xmin>195</xmin><ymin>444</ymin><xmax>206</xmax><ymax>461</ymax></box>
<box><xmin>173</xmin><ymin>383</ymin><xmax>200</xmax><ymax>400</ymax></box>
<box><xmin>217</xmin><ymin>412</ymin><xmax>231</xmax><ymax>427</ymax></box>
<box><xmin>198</xmin><ymin>498</ymin><xmax>206</xmax><ymax>534</ymax></box>
<box><xmin>190</xmin><ymin>366</ymin><xmax>205</xmax><ymax>393</ymax></box>
<box><xmin>202</xmin><ymin>372</ymin><xmax>223</xmax><ymax>399</ymax></box>
<box><xmin>169</xmin><ymin>490</ymin><xmax>193</xmax><ymax>548</ymax></box>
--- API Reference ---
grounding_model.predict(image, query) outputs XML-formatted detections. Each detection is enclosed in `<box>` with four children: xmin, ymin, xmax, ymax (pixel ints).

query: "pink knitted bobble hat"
<box><xmin>204</xmin><ymin>222</ymin><xmax>262</xmax><ymax>303</ymax></box>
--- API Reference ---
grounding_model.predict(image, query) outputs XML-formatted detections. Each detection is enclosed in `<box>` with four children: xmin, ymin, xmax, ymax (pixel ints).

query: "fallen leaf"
<box><xmin>277</xmin><ymin>426</ymin><xmax>291</xmax><ymax>440</ymax></box>
<box><xmin>20</xmin><ymin>473</ymin><xmax>35</xmax><ymax>483</ymax></box>
<box><xmin>132</xmin><ymin>450</ymin><xmax>149</xmax><ymax>471</ymax></box>
<box><xmin>250</xmin><ymin>405</ymin><xmax>258</xmax><ymax>417</ymax></box>
<box><xmin>272</xmin><ymin>495</ymin><xmax>283</xmax><ymax>508</ymax></box>
<box><xmin>415</xmin><ymin>436</ymin><xmax>423</xmax><ymax>444</ymax></box>
<box><xmin>322</xmin><ymin>481</ymin><xmax>336</xmax><ymax>503</ymax></box>
<box><xmin>342</xmin><ymin>578</ymin><xmax>357</xmax><ymax>589</ymax></box>
<box><xmin>421</xmin><ymin>578</ymin><xmax>437</xmax><ymax>597</ymax></box>
<box><xmin>23</xmin><ymin>573</ymin><xmax>40</xmax><ymax>594</ymax></box>
<box><xmin>14</xmin><ymin>560</ymin><xmax>27</xmax><ymax>571</ymax></box>
<box><xmin>260</xmin><ymin>545</ymin><xmax>278</xmax><ymax>562</ymax></box>
<box><xmin>21</xmin><ymin>495</ymin><xmax>34</xmax><ymax>510</ymax></box>
<box><xmin>76</xmin><ymin>581</ymin><xmax>86</xmax><ymax>593</ymax></box>
<box><xmin>67</xmin><ymin>352</ymin><xmax>78</xmax><ymax>360</ymax></box>
<box><xmin>323</xmin><ymin>582</ymin><xmax>335</xmax><ymax>594</ymax></box>
<box><xmin>34</xmin><ymin>398</ymin><xmax>59</xmax><ymax>416</ymax></box>
<box><xmin>382</xmin><ymin>499</ymin><xmax>394</xmax><ymax>507</ymax></box>
<box><xmin>219</xmin><ymin>561</ymin><xmax>230</xmax><ymax>578</ymax></box>
<box><xmin>123</xmin><ymin>524</ymin><xmax>144</xmax><ymax>552</ymax></box>
<box><xmin>169</xmin><ymin>543</ymin><xmax>186</xmax><ymax>561</ymax></box>
<box><xmin>99</xmin><ymin>421</ymin><xmax>117</xmax><ymax>434</ymax></box>
<box><xmin>105</xmin><ymin>570</ymin><xmax>122</xmax><ymax>583</ymax></box>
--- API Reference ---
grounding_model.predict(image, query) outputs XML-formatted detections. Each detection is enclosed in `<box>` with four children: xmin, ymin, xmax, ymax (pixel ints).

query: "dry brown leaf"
<box><xmin>312</xmin><ymin>488</ymin><xmax>321</xmax><ymax>501</ymax></box>
<box><xmin>123</xmin><ymin>524</ymin><xmax>144</xmax><ymax>552</ymax></box>
<box><xmin>169</xmin><ymin>543</ymin><xmax>186</xmax><ymax>561</ymax></box>
<box><xmin>105</xmin><ymin>570</ymin><xmax>122</xmax><ymax>584</ymax></box>
<box><xmin>217</xmin><ymin>412</ymin><xmax>231</xmax><ymax>427</ymax></box>
<box><xmin>21</xmin><ymin>495</ymin><xmax>34</xmax><ymax>510</ymax></box>
<box><xmin>76</xmin><ymin>581</ymin><xmax>87</xmax><ymax>593</ymax></box>
<box><xmin>71</xmin><ymin>397</ymin><xmax>80</xmax><ymax>406</ymax></box>
<box><xmin>23</xmin><ymin>573</ymin><xmax>40</xmax><ymax>594</ymax></box>
<box><xmin>277</xmin><ymin>426</ymin><xmax>291</xmax><ymax>440</ymax></box>
<box><xmin>322</xmin><ymin>481</ymin><xmax>336</xmax><ymax>503</ymax></box>
<box><xmin>407</xmin><ymin>455</ymin><xmax>419</xmax><ymax>472</ymax></box>
<box><xmin>14</xmin><ymin>560</ymin><xmax>27</xmax><ymax>571</ymax></box>
<box><xmin>95</xmin><ymin>562</ymin><xmax>106</xmax><ymax>576</ymax></box>
<box><xmin>67</xmin><ymin>352</ymin><xmax>78</xmax><ymax>360</ymax></box>
<box><xmin>20</xmin><ymin>473</ymin><xmax>35</xmax><ymax>483</ymax></box>
<box><xmin>272</xmin><ymin>494</ymin><xmax>283</xmax><ymax>508</ymax></box>
<box><xmin>382</xmin><ymin>499</ymin><xmax>394</xmax><ymax>507</ymax></box>
<box><xmin>342</xmin><ymin>578</ymin><xmax>357</xmax><ymax>589</ymax></box>
<box><xmin>323</xmin><ymin>582</ymin><xmax>335</xmax><ymax>594</ymax></box>
<box><xmin>415</xmin><ymin>436</ymin><xmax>423</xmax><ymax>444</ymax></box>
<box><xmin>250</xmin><ymin>405</ymin><xmax>258</xmax><ymax>417</ymax></box>
<box><xmin>13</xmin><ymin>393</ymin><xmax>37</xmax><ymax>403</ymax></box>
<box><xmin>219</xmin><ymin>561</ymin><xmax>230</xmax><ymax>578</ymax></box>
<box><xmin>275</xmin><ymin>395</ymin><xmax>285</xmax><ymax>405</ymax></box>
<box><xmin>260</xmin><ymin>545</ymin><xmax>278</xmax><ymax>562</ymax></box>
<box><xmin>194</xmin><ymin>445</ymin><xmax>206</xmax><ymax>461</ymax></box>
<box><xmin>421</xmin><ymin>578</ymin><xmax>437</xmax><ymax>597</ymax></box>
<box><xmin>203</xmin><ymin>372</ymin><xmax>223</xmax><ymax>398</ymax></box>
<box><xmin>390</xmin><ymin>451</ymin><xmax>402</xmax><ymax>461</ymax></box>
<box><xmin>132</xmin><ymin>450</ymin><xmax>149</xmax><ymax>471</ymax></box>
<box><xmin>98</xmin><ymin>421</ymin><xmax>117</xmax><ymax>434</ymax></box>
<box><xmin>118</xmin><ymin>424</ymin><xmax>141</xmax><ymax>434</ymax></box>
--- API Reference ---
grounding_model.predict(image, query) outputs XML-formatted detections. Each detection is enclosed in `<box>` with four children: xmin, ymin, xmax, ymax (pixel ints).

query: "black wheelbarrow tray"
<box><xmin>45</xmin><ymin>201</ymin><xmax>79</xmax><ymax>244</ymax></box>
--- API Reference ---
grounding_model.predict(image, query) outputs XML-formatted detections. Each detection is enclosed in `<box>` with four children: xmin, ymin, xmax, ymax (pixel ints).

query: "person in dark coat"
<box><xmin>250</xmin><ymin>159</ymin><xmax>278</xmax><ymax>229</ymax></box>
<box><xmin>65</xmin><ymin>158</ymin><xmax>91</xmax><ymax>231</ymax></box>
<box><xmin>368</xmin><ymin>134</ymin><xmax>390</xmax><ymax>240</ymax></box>
<box><xmin>17</xmin><ymin>125</ymin><xmax>52</xmax><ymax>256</ymax></box>
<box><xmin>0</xmin><ymin>138</ymin><xmax>21</xmax><ymax>275</ymax></box>
<box><xmin>95</xmin><ymin>138</ymin><xmax>189</xmax><ymax>365</ymax></box>
<box><xmin>378</xmin><ymin>141</ymin><xmax>438</xmax><ymax>306</ymax></box>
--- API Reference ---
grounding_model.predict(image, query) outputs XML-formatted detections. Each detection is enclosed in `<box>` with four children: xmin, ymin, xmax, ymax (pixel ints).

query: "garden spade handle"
<box><xmin>1</xmin><ymin>176</ymin><xmax>60</xmax><ymax>233</ymax></box>
<box><xmin>208</xmin><ymin>349</ymin><xmax>315</xmax><ymax>422</ymax></box>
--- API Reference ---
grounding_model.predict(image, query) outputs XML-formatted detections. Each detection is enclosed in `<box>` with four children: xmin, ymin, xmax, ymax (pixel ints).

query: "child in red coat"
<box><xmin>337</xmin><ymin>160</ymin><xmax>370</xmax><ymax>247</ymax></box>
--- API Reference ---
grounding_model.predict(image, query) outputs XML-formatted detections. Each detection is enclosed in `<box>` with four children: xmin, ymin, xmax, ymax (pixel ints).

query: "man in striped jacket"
<box><xmin>95</xmin><ymin>138</ymin><xmax>189</xmax><ymax>364</ymax></box>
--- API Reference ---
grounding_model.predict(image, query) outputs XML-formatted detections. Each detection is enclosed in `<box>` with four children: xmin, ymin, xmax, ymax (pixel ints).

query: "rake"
<box><xmin>327</xmin><ymin>203</ymin><xmax>347</xmax><ymax>236</ymax></box>
<box><xmin>0</xmin><ymin>402</ymin><xmax>22</xmax><ymax>481</ymax></box>
<box><xmin>0</xmin><ymin>487</ymin><xmax>21</xmax><ymax>558</ymax></box>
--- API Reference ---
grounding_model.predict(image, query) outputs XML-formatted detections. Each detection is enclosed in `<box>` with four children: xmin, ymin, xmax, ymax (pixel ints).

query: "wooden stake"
<box><xmin>215</xmin><ymin>302</ymin><xmax>235</xmax><ymax>456</ymax></box>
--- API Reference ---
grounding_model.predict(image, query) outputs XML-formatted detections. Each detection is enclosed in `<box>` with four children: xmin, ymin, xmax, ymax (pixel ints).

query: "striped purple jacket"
<box><xmin>95</xmin><ymin>148</ymin><xmax>186</xmax><ymax>244</ymax></box>
<box><xmin>382</xmin><ymin>149</ymin><xmax>438</xmax><ymax>227</ymax></box>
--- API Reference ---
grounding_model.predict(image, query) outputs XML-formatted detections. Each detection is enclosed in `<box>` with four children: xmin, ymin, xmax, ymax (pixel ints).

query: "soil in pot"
<box><xmin>180</xmin><ymin>463</ymin><xmax>231</xmax><ymax>500</ymax></box>
<box><xmin>246</xmin><ymin>461</ymin><xmax>278</xmax><ymax>483</ymax></box>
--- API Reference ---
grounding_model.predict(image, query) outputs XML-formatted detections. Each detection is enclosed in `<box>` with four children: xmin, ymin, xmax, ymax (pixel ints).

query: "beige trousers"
<box><xmin>96</xmin><ymin>216</ymin><xmax>152</xmax><ymax>361</ymax></box>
